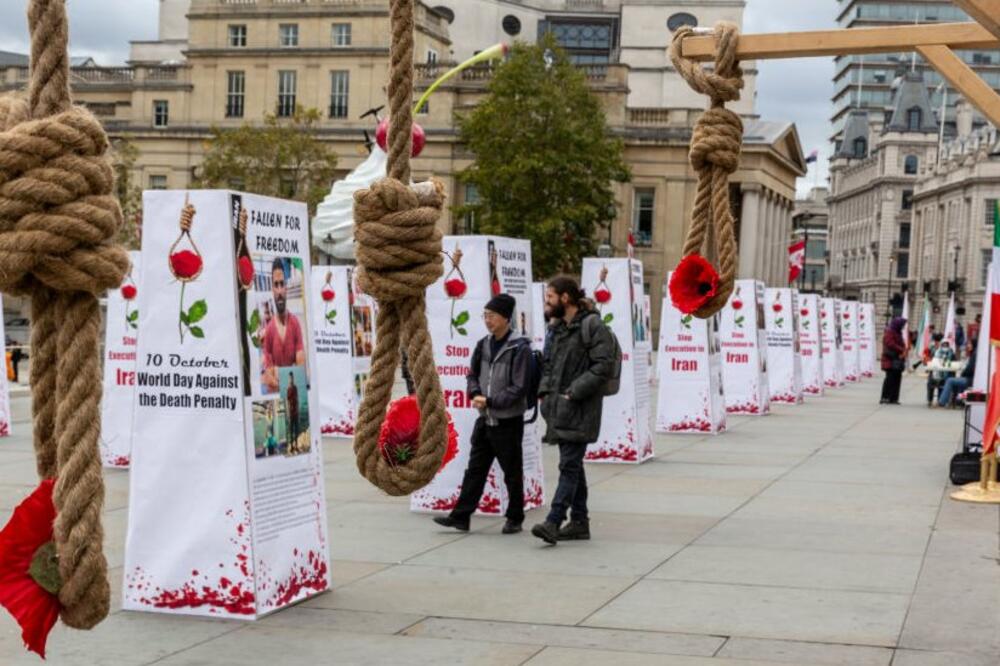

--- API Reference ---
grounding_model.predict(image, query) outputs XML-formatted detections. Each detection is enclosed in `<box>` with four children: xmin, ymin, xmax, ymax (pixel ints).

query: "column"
<box><xmin>738</xmin><ymin>184</ymin><xmax>762</xmax><ymax>279</ymax></box>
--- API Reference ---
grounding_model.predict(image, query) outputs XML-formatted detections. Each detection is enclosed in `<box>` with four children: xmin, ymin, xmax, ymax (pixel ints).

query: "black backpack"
<box><xmin>580</xmin><ymin>315</ymin><xmax>622</xmax><ymax>396</ymax></box>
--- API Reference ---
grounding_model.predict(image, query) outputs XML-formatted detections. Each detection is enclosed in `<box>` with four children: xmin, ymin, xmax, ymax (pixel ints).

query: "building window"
<box><xmin>153</xmin><ymin>100</ymin><xmax>168</xmax><ymax>128</ymax></box>
<box><xmin>986</xmin><ymin>198</ymin><xmax>998</xmax><ymax>226</ymax></box>
<box><xmin>904</xmin><ymin>155</ymin><xmax>918</xmax><ymax>174</ymax></box>
<box><xmin>896</xmin><ymin>254</ymin><xmax>909</xmax><ymax>279</ymax></box>
<box><xmin>279</xmin><ymin>24</ymin><xmax>299</xmax><ymax>48</ymax></box>
<box><xmin>898</xmin><ymin>223</ymin><xmax>911</xmax><ymax>249</ymax></box>
<box><xmin>901</xmin><ymin>189</ymin><xmax>914</xmax><ymax>210</ymax></box>
<box><xmin>228</xmin><ymin>24</ymin><xmax>247</xmax><ymax>47</ymax></box>
<box><xmin>277</xmin><ymin>71</ymin><xmax>297</xmax><ymax>117</ymax></box>
<box><xmin>332</xmin><ymin>23</ymin><xmax>351</xmax><ymax>46</ymax></box>
<box><xmin>541</xmin><ymin>19</ymin><xmax>617</xmax><ymax>64</ymax></box>
<box><xmin>149</xmin><ymin>174</ymin><xmax>168</xmax><ymax>190</ymax></box>
<box><xmin>983</xmin><ymin>249</ymin><xmax>992</xmax><ymax>287</ymax></box>
<box><xmin>433</xmin><ymin>6</ymin><xmax>455</xmax><ymax>24</ymax></box>
<box><xmin>463</xmin><ymin>183</ymin><xmax>479</xmax><ymax>234</ymax></box>
<box><xmin>502</xmin><ymin>15</ymin><xmax>521</xmax><ymax>36</ymax></box>
<box><xmin>426</xmin><ymin>49</ymin><xmax>438</xmax><ymax>65</ymax></box>
<box><xmin>853</xmin><ymin>137</ymin><xmax>867</xmax><ymax>158</ymax></box>
<box><xmin>907</xmin><ymin>107</ymin><xmax>922</xmax><ymax>131</ymax></box>
<box><xmin>667</xmin><ymin>12</ymin><xmax>698</xmax><ymax>31</ymax></box>
<box><xmin>632</xmin><ymin>188</ymin><xmax>655</xmax><ymax>246</ymax></box>
<box><xmin>329</xmin><ymin>71</ymin><xmax>349</xmax><ymax>119</ymax></box>
<box><xmin>226</xmin><ymin>71</ymin><xmax>245</xmax><ymax>118</ymax></box>
<box><xmin>415</xmin><ymin>98</ymin><xmax>429</xmax><ymax>115</ymax></box>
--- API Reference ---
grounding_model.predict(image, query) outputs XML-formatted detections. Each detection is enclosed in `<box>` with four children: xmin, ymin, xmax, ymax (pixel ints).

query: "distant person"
<box><xmin>927</xmin><ymin>338</ymin><xmax>955</xmax><ymax>407</ymax></box>
<box><xmin>434</xmin><ymin>294</ymin><xmax>531</xmax><ymax>534</ymax></box>
<box><xmin>286</xmin><ymin>371</ymin><xmax>300</xmax><ymax>453</ymax></box>
<box><xmin>880</xmin><ymin>317</ymin><xmax>906</xmax><ymax>405</ymax></box>
<box><xmin>532</xmin><ymin>277</ymin><xmax>616</xmax><ymax>546</ymax></box>
<box><xmin>262</xmin><ymin>258</ymin><xmax>305</xmax><ymax>392</ymax></box>
<box><xmin>967</xmin><ymin>314</ymin><xmax>981</xmax><ymax>354</ymax></box>
<box><xmin>939</xmin><ymin>339</ymin><xmax>977</xmax><ymax>407</ymax></box>
<box><xmin>5</xmin><ymin>336</ymin><xmax>21</xmax><ymax>384</ymax></box>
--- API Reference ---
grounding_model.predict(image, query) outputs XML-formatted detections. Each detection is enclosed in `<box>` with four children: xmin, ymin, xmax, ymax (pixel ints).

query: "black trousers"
<box><xmin>880</xmin><ymin>368</ymin><xmax>902</xmax><ymax>403</ymax></box>
<box><xmin>546</xmin><ymin>441</ymin><xmax>589</xmax><ymax>525</ymax></box>
<box><xmin>451</xmin><ymin>416</ymin><xmax>525</xmax><ymax>523</ymax></box>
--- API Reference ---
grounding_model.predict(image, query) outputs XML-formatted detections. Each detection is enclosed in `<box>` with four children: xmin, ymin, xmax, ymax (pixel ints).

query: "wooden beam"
<box><xmin>953</xmin><ymin>0</ymin><xmax>1000</xmax><ymax>41</ymax></box>
<box><xmin>917</xmin><ymin>44</ymin><xmax>1000</xmax><ymax>128</ymax></box>
<box><xmin>680</xmin><ymin>22</ymin><xmax>1000</xmax><ymax>61</ymax></box>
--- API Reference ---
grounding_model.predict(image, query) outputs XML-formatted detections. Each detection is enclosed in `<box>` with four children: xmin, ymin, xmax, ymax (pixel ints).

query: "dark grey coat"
<box><xmin>468</xmin><ymin>333</ymin><xmax>531</xmax><ymax>425</ymax></box>
<box><xmin>539</xmin><ymin>309</ymin><xmax>616</xmax><ymax>444</ymax></box>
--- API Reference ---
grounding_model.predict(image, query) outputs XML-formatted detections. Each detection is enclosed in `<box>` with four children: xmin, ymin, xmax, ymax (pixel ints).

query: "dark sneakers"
<box><xmin>531</xmin><ymin>521</ymin><xmax>560</xmax><ymax>545</ymax></box>
<box><xmin>433</xmin><ymin>515</ymin><xmax>469</xmax><ymax>532</ymax></box>
<box><xmin>502</xmin><ymin>520</ymin><xmax>523</xmax><ymax>535</ymax></box>
<box><xmin>557</xmin><ymin>520</ymin><xmax>590</xmax><ymax>541</ymax></box>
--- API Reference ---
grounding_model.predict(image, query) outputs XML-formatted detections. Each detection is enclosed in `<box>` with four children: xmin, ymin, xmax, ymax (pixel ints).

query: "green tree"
<box><xmin>110</xmin><ymin>138</ymin><xmax>143</xmax><ymax>250</ymax></box>
<box><xmin>455</xmin><ymin>36</ymin><xmax>630</xmax><ymax>277</ymax></box>
<box><xmin>195</xmin><ymin>106</ymin><xmax>337</xmax><ymax>215</ymax></box>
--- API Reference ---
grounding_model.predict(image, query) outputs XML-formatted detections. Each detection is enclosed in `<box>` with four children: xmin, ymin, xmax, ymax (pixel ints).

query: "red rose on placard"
<box><xmin>237</xmin><ymin>256</ymin><xmax>254</xmax><ymax>288</ymax></box>
<box><xmin>444</xmin><ymin>278</ymin><xmax>467</xmax><ymax>298</ymax></box>
<box><xmin>800</xmin><ymin>308</ymin><xmax>809</xmax><ymax>316</ymax></box>
<box><xmin>732</xmin><ymin>299</ymin><xmax>743</xmax><ymax>310</ymax></box>
<box><xmin>0</xmin><ymin>479</ymin><xmax>61</xmax><ymax>658</ymax></box>
<box><xmin>859</xmin><ymin>313</ymin><xmax>865</xmax><ymax>321</ymax></box>
<box><xmin>821</xmin><ymin>311</ymin><xmax>827</xmax><ymax>319</ymax></box>
<box><xmin>669</xmin><ymin>254</ymin><xmax>719</xmax><ymax>315</ymax></box>
<box><xmin>772</xmin><ymin>303</ymin><xmax>783</xmax><ymax>313</ymax></box>
<box><xmin>170</xmin><ymin>250</ymin><xmax>203</xmax><ymax>280</ymax></box>
<box><xmin>121</xmin><ymin>284</ymin><xmax>137</xmax><ymax>301</ymax></box>
<box><xmin>321</xmin><ymin>288</ymin><xmax>335</xmax><ymax>303</ymax></box>
<box><xmin>378</xmin><ymin>396</ymin><xmax>458</xmax><ymax>470</ymax></box>
<box><xmin>843</xmin><ymin>312</ymin><xmax>850</xmax><ymax>319</ymax></box>
<box><xmin>594</xmin><ymin>288</ymin><xmax>612</xmax><ymax>304</ymax></box>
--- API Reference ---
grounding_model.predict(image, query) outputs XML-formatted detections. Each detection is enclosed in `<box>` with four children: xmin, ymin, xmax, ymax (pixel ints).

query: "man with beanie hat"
<box><xmin>434</xmin><ymin>293</ymin><xmax>531</xmax><ymax>534</ymax></box>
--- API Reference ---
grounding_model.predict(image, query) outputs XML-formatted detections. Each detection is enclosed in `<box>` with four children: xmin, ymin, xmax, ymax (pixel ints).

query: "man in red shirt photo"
<box><xmin>262</xmin><ymin>258</ymin><xmax>305</xmax><ymax>393</ymax></box>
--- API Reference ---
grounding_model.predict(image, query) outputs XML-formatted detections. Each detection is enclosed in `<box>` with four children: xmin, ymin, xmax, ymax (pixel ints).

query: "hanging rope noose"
<box><xmin>669</xmin><ymin>22</ymin><xmax>745</xmax><ymax>318</ymax></box>
<box><xmin>0</xmin><ymin>0</ymin><xmax>127</xmax><ymax>628</ymax></box>
<box><xmin>352</xmin><ymin>0</ymin><xmax>448</xmax><ymax>495</ymax></box>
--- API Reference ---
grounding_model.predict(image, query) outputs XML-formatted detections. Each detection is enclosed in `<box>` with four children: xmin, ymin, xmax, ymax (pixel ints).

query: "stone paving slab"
<box><xmin>0</xmin><ymin>375</ymin><xmax>997</xmax><ymax>665</ymax></box>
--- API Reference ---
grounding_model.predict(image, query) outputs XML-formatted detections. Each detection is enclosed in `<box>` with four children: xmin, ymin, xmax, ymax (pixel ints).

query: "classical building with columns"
<box><xmin>0</xmin><ymin>0</ymin><xmax>805</xmax><ymax>337</ymax></box>
<box><xmin>827</xmin><ymin>72</ymin><xmax>940</xmax><ymax>323</ymax></box>
<box><xmin>911</xmin><ymin>106</ymin><xmax>1000</xmax><ymax>328</ymax></box>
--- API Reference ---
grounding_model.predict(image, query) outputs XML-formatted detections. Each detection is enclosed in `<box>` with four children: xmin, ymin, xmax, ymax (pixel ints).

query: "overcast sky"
<box><xmin>0</xmin><ymin>0</ymin><xmax>834</xmax><ymax>198</ymax></box>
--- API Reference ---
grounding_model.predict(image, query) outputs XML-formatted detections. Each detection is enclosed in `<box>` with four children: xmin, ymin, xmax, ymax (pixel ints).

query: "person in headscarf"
<box><xmin>880</xmin><ymin>316</ymin><xmax>907</xmax><ymax>405</ymax></box>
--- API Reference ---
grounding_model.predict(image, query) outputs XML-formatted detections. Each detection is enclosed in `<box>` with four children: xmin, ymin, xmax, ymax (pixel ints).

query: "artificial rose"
<box><xmin>772</xmin><ymin>303</ymin><xmax>783</xmax><ymax>313</ymax></box>
<box><xmin>120</xmin><ymin>285</ymin><xmax>137</xmax><ymax>301</ymax></box>
<box><xmin>237</xmin><ymin>256</ymin><xmax>254</xmax><ymax>288</ymax></box>
<box><xmin>669</xmin><ymin>254</ymin><xmax>719</xmax><ymax>315</ymax></box>
<box><xmin>170</xmin><ymin>250</ymin><xmax>203</xmax><ymax>280</ymax></box>
<box><xmin>378</xmin><ymin>396</ymin><xmax>458</xmax><ymax>470</ymax></box>
<box><xmin>444</xmin><ymin>278</ymin><xmax>467</xmax><ymax>299</ymax></box>
<box><xmin>321</xmin><ymin>288</ymin><xmax>335</xmax><ymax>303</ymax></box>
<box><xmin>594</xmin><ymin>288</ymin><xmax>612</xmax><ymax>304</ymax></box>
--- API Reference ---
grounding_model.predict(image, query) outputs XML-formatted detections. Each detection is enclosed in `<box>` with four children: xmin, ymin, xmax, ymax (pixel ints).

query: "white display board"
<box><xmin>124</xmin><ymin>190</ymin><xmax>329</xmax><ymax>619</ymax></box>
<box><xmin>411</xmin><ymin>236</ymin><xmax>545</xmax><ymax>513</ymax></box>
<box><xmin>530</xmin><ymin>281</ymin><xmax>547</xmax><ymax>351</ymax></box>
<box><xmin>312</xmin><ymin>267</ymin><xmax>376</xmax><ymax>437</ymax></box>
<box><xmin>797</xmin><ymin>293</ymin><xmax>824</xmax><ymax>396</ymax></box>
<box><xmin>765</xmin><ymin>288</ymin><xmax>803</xmax><ymax>405</ymax></box>
<box><xmin>580</xmin><ymin>258</ymin><xmax>654</xmax><ymax>462</ymax></box>
<box><xmin>720</xmin><ymin>280</ymin><xmax>770</xmax><ymax>415</ymax></box>
<box><xmin>820</xmin><ymin>297</ymin><xmax>844</xmax><ymax>388</ymax></box>
<box><xmin>839</xmin><ymin>299</ymin><xmax>861</xmax><ymax>382</ymax></box>
<box><xmin>858</xmin><ymin>302</ymin><xmax>877</xmax><ymax>378</ymax></box>
<box><xmin>0</xmin><ymin>296</ymin><xmax>9</xmax><ymax>438</ymax></box>
<box><xmin>655</xmin><ymin>275</ymin><xmax>726</xmax><ymax>434</ymax></box>
<box><xmin>101</xmin><ymin>251</ymin><xmax>141</xmax><ymax>467</ymax></box>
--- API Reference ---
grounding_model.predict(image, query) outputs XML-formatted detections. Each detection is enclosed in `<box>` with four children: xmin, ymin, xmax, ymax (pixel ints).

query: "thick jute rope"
<box><xmin>669</xmin><ymin>22</ymin><xmax>745</xmax><ymax>318</ymax></box>
<box><xmin>352</xmin><ymin>0</ymin><xmax>447</xmax><ymax>495</ymax></box>
<box><xmin>0</xmin><ymin>0</ymin><xmax>127</xmax><ymax>628</ymax></box>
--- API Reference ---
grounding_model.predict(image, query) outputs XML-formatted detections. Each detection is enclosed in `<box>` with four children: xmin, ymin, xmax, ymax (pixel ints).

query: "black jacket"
<box><xmin>468</xmin><ymin>333</ymin><xmax>531</xmax><ymax>425</ymax></box>
<box><xmin>539</xmin><ymin>308</ymin><xmax>615</xmax><ymax>443</ymax></box>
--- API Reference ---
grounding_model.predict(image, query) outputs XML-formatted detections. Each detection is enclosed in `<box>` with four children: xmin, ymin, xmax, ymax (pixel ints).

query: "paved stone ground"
<box><xmin>0</xmin><ymin>375</ymin><xmax>998</xmax><ymax>665</ymax></box>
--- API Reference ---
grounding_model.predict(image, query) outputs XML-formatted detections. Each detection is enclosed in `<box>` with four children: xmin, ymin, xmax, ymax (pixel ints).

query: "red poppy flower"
<box><xmin>237</xmin><ymin>256</ymin><xmax>254</xmax><ymax>288</ymax></box>
<box><xmin>444</xmin><ymin>278</ymin><xmax>467</xmax><ymax>299</ymax></box>
<box><xmin>0</xmin><ymin>479</ymin><xmax>61</xmax><ymax>658</ymax></box>
<box><xmin>120</xmin><ymin>284</ymin><xmax>137</xmax><ymax>301</ymax></box>
<box><xmin>594</xmin><ymin>288</ymin><xmax>612</xmax><ymax>304</ymax></box>
<box><xmin>378</xmin><ymin>396</ymin><xmax>458</xmax><ymax>470</ymax></box>
<box><xmin>170</xmin><ymin>250</ymin><xmax>203</xmax><ymax>280</ymax></box>
<box><xmin>321</xmin><ymin>288</ymin><xmax>335</xmax><ymax>303</ymax></box>
<box><xmin>772</xmin><ymin>303</ymin><xmax>783</xmax><ymax>313</ymax></box>
<box><xmin>669</xmin><ymin>254</ymin><xmax>719</xmax><ymax>315</ymax></box>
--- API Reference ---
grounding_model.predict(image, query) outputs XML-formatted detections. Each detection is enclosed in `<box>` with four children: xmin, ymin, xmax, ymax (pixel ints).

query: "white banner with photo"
<box><xmin>858</xmin><ymin>302</ymin><xmax>877</xmax><ymax>378</ymax></box>
<box><xmin>0</xmin><ymin>296</ymin><xmax>9</xmax><ymax>438</ymax></box>
<box><xmin>797</xmin><ymin>293</ymin><xmax>824</xmax><ymax>396</ymax></box>
<box><xmin>101</xmin><ymin>250</ymin><xmax>141</xmax><ymax>467</ymax></box>
<box><xmin>411</xmin><ymin>236</ymin><xmax>545</xmax><ymax>514</ymax></box>
<box><xmin>839</xmin><ymin>299</ymin><xmax>861</xmax><ymax>382</ymax></box>
<box><xmin>719</xmin><ymin>279</ymin><xmax>770</xmax><ymax>415</ymax></box>
<box><xmin>124</xmin><ymin>190</ymin><xmax>329</xmax><ymax>620</ymax></box>
<box><xmin>655</xmin><ymin>276</ymin><xmax>726</xmax><ymax>434</ymax></box>
<box><xmin>764</xmin><ymin>288</ymin><xmax>803</xmax><ymax>405</ymax></box>
<box><xmin>820</xmin><ymin>297</ymin><xmax>844</xmax><ymax>388</ymax></box>
<box><xmin>578</xmin><ymin>258</ymin><xmax>654</xmax><ymax>463</ymax></box>
<box><xmin>311</xmin><ymin>266</ymin><xmax>376</xmax><ymax>437</ymax></box>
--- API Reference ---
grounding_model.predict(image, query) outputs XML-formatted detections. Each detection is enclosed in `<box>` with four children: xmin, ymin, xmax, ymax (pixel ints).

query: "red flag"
<box><xmin>788</xmin><ymin>240</ymin><xmax>806</xmax><ymax>283</ymax></box>
<box><xmin>983</xmin><ymin>347</ymin><xmax>1000</xmax><ymax>456</ymax></box>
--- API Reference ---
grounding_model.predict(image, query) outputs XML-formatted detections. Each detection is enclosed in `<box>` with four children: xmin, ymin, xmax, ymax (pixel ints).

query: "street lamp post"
<box><xmin>886</xmin><ymin>254</ymin><xmax>895</xmax><ymax>322</ymax></box>
<box><xmin>841</xmin><ymin>255</ymin><xmax>849</xmax><ymax>296</ymax></box>
<box><xmin>953</xmin><ymin>243</ymin><xmax>961</xmax><ymax>291</ymax></box>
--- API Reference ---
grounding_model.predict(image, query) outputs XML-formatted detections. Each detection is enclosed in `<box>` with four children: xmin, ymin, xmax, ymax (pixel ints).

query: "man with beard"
<box><xmin>531</xmin><ymin>277</ymin><xmax>616</xmax><ymax>545</ymax></box>
<box><xmin>262</xmin><ymin>258</ymin><xmax>306</xmax><ymax>393</ymax></box>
